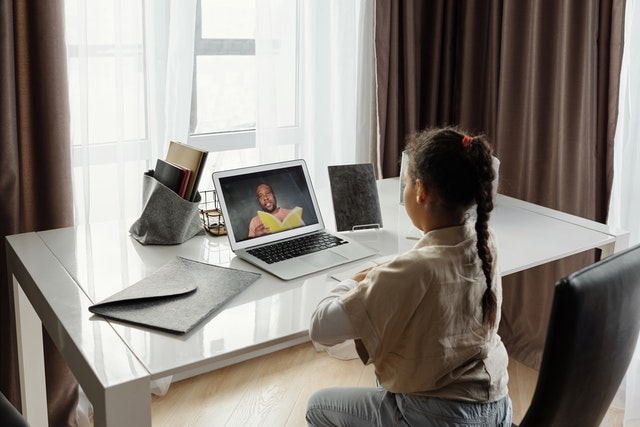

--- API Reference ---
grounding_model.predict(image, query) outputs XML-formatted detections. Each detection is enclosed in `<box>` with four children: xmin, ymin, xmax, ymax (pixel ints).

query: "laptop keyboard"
<box><xmin>247</xmin><ymin>232</ymin><xmax>348</xmax><ymax>264</ymax></box>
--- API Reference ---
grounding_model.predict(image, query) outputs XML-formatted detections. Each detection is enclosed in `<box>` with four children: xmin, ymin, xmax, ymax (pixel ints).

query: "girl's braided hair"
<box><xmin>405</xmin><ymin>127</ymin><xmax>497</xmax><ymax>328</ymax></box>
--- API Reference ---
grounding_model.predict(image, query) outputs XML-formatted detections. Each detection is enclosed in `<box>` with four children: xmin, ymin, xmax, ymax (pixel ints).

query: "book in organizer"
<box><xmin>257</xmin><ymin>206</ymin><xmax>303</xmax><ymax>232</ymax></box>
<box><xmin>165</xmin><ymin>141</ymin><xmax>208</xmax><ymax>201</ymax></box>
<box><xmin>154</xmin><ymin>159</ymin><xmax>191</xmax><ymax>198</ymax></box>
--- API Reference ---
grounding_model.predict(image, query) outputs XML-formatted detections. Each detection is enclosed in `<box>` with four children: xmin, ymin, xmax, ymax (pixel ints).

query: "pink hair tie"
<box><xmin>461</xmin><ymin>135</ymin><xmax>473</xmax><ymax>148</ymax></box>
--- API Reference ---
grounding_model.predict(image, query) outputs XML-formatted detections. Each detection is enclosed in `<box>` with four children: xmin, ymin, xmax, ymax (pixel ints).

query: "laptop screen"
<box><xmin>213</xmin><ymin>160</ymin><xmax>323</xmax><ymax>250</ymax></box>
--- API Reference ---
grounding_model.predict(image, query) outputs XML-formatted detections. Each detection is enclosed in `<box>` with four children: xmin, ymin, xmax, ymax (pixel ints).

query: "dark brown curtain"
<box><xmin>375</xmin><ymin>0</ymin><xmax>624</xmax><ymax>369</ymax></box>
<box><xmin>1</xmin><ymin>0</ymin><xmax>79</xmax><ymax>425</ymax></box>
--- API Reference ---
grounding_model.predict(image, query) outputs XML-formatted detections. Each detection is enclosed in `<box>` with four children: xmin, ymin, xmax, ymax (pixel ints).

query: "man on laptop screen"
<box><xmin>249</xmin><ymin>183</ymin><xmax>305</xmax><ymax>237</ymax></box>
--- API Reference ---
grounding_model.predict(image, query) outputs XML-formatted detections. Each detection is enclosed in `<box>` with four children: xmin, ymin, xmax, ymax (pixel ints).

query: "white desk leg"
<box><xmin>13</xmin><ymin>276</ymin><xmax>48</xmax><ymax>426</ymax></box>
<box><xmin>92</xmin><ymin>380</ymin><xmax>152</xmax><ymax>427</ymax></box>
<box><xmin>600</xmin><ymin>232</ymin><xmax>630</xmax><ymax>258</ymax></box>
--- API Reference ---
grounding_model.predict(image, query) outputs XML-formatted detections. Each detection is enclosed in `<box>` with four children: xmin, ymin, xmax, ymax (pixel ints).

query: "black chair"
<box><xmin>0</xmin><ymin>392</ymin><xmax>28</xmax><ymax>427</ymax></box>
<box><xmin>515</xmin><ymin>243</ymin><xmax>640</xmax><ymax>427</ymax></box>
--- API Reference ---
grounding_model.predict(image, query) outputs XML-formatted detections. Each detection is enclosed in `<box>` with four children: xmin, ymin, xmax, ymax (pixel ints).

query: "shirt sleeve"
<box><xmin>339</xmin><ymin>252</ymin><xmax>430</xmax><ymax>364</ymax></box>
<box><xmin>309</xmin><ymin>279</ymin><xmax>358</xmax><ymax>346</ymax></box>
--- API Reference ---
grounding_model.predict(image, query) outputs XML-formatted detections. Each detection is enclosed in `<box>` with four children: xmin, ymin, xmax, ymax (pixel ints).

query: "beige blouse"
<box><xmin>340</xmin><ymin>225</ymin><xmax>509</xmax><ymax>402</ymax></box>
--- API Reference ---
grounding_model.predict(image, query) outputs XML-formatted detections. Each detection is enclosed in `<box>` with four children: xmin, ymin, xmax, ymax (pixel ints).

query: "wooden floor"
<box><xmin>151</xmin><ymin>342</ymin><xmax>624</xmax><ymax>426</ymax></box>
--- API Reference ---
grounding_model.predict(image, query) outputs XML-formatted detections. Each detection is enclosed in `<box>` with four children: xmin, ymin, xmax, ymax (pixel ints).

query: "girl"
<box><xmin>306</xmin><ymin>128</ymin><xmax>511</xmax><ymax>426</ymax></box>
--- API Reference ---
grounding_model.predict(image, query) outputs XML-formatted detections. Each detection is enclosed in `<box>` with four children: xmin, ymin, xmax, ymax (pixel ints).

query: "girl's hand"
<box><xmin>352</xmin><ymin>266</ymin><xmax>374</xmax><ymax>282</ymax></box>
<box><xmin>351</xmin><ymin>260</ymin><xmax>390</xmax><ymax>282</ymax></box>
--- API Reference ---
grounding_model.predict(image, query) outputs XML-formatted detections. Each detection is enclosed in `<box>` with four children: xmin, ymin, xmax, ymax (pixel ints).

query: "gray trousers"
<box><xmin>306</xmin><ymin>386</ymin><xmax>512</xmax><ymax>426</ymax></box>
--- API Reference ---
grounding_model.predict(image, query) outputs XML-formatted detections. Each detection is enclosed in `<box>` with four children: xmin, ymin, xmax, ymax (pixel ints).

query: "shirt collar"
<box><xmin>415</xmin><ymin>224</ymin><xmax>473</xmax><ymax>248</ymax></box>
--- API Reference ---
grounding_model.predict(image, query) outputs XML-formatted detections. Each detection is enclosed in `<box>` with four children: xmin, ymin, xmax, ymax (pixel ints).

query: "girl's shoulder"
<box><xmin>374</xmin><ymin>245</ymin><xmax>442</xmax><ymax>280</ymax></box>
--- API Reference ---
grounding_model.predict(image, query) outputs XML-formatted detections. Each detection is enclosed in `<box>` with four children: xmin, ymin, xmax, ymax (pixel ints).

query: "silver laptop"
<box><xmin>212</xmin><ymin>159</ymin><xmax>377</xmax><ymax>280</ymax></box>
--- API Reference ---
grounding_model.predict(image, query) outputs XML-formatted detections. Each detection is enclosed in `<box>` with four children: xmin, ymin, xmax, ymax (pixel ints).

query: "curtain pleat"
<box><xmin>1</xmin><ymin>0</ymin><xmax>78</xmax><ymax>425</ymax></box>
<box><xmin>375</xmin><ymin>0</ymin><xmax>624</xmax><ymax>370</ymax></box>
<box><xmin>0</xmin><ymin>0</ymin><xmax>21</xmax><ymax>410</ymax></box>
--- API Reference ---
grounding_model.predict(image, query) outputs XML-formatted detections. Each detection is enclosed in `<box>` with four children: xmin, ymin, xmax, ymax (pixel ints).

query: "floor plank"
<box><xmin>152</xmin><ymin>342</ymin><xmax>623</xmax><ymax>426</ymax></box>
<box><xmin>507</xmin><ymin>357</ymin><xmax>538</xmax><ymax>423</ymax></box>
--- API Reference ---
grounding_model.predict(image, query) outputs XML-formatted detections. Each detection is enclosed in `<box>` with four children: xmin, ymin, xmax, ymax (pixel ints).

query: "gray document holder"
<box><xmin>328</xmin><ymin>163</ymin><xmax>383</xmax><ymax>232</ymax></box>
<box><xmin>89</xmin><ymin>257</ymin><xmax>261</xmax><ymax>334</ymax></box>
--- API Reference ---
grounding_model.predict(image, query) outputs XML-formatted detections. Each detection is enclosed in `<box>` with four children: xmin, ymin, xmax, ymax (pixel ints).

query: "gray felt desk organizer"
<box><xmin>129</xmin><ymin>172</ymin><xmax>204</xmax><ymax>245</ymax></box>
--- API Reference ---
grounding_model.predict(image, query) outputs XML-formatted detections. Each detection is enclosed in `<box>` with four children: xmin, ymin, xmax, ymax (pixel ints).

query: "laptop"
<box><xmin>212</xmin><ymin>159</ymin><xmax>377</xmax><ymax>280</ymax></box>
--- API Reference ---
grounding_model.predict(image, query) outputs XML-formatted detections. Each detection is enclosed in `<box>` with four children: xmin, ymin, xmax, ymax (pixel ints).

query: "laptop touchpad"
<box><xmin>305</xmin><ymin>251</ymin><xmax>347</xmax><ymax>268</ymax></box>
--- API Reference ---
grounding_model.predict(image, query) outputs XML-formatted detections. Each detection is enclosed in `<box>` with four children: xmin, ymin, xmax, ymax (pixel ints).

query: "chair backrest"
<box><xmin>519</xmin><ymin>244</ymin><xmax>640</xmax><ymax>427</ymax></box>
<box><xmin>0</xmin><ymin>392</ymin><xmax>28</xmax><ymax>427</ymax></box>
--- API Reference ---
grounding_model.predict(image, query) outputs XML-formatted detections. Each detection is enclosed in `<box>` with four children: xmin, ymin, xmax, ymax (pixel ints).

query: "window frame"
<box><xmin>187</xmin><ymin>0</ymin><xmax>302</xmax><ymax>153</ymax></box>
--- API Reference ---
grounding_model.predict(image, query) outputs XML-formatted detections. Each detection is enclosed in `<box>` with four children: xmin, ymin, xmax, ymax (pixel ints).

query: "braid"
<box><xmin>468</xmin><ymin>137</ymin><xmax>497</xmax><ymax>328</ymax></box>
<box><xmin>406</xmin><ymin>127</ymin><xmax>498</xmax><ymax>328</ymax></box>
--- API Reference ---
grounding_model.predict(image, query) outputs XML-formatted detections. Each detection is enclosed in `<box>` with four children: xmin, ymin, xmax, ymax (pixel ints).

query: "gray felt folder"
<box><xmin>89</xmin><ymin>257</ymin><xmax>261</xmax><ymax>334</ymax></box>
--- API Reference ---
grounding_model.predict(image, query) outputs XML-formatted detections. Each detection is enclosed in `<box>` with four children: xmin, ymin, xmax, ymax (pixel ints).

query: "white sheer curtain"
<box><xmin>608</xmin><ymin>0</ymin><xmax>640</xmax><ymax>425</ymax></box>
<box><xmin>297</xmin><ymin>0</ymin><xmax>358</xmax><ymax>187</ymax></box>
<box><xmin>255</xmin><ymin>0</ymin><xmax>376</xmax><ymax>188</ymax></box>
<box><xmin>66</xmin><ymin>0</ymin><xmax>196</xmax><ymax>225</ymax></box>
<box><xmin>148</xmin><ymin>0</ymin><xmax>197</xmax><ymax>152</ymax></box>
<box><xmin>298</xmin><ymin>0</ymin><xmax>377</xmax><ymax>187</ymax></box>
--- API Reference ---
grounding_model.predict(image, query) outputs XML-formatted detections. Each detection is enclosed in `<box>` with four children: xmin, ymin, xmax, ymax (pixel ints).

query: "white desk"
<box><xmin>6</xmin><ymin>178</ymin><xmax>628</xmax><ymax>426</ymax></box>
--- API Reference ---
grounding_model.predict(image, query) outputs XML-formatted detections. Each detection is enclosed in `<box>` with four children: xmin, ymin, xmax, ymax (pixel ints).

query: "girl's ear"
<box><xmin>415</xmin><ymin>179</ymin><xmax>427</xmax><ymax>203</ymax></box>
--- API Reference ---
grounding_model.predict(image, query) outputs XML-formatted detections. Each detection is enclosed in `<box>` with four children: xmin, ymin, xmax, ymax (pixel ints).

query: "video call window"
<box><xmin>218</xmin><ymin>165</ymin><xmax>319</xmax><ymax>242</ymax></box>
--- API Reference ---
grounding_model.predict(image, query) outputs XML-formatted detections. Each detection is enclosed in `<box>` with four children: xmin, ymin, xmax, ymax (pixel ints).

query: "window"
<box><xmin>192</xmin><ymin>0</ymin><xmax>255</xmax><ymax>137</ymax></box>
<box><xmin>65</xmin><ymin>0</ymin><xmax>300</xmax><ymax>223</ymax></box>
<box><xmin>189</xmin><ymin>0</ymin><xmax>299</xmax><ymax>153</ymax></box>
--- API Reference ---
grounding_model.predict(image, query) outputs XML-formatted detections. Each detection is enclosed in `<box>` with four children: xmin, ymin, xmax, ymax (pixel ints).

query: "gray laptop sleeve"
<box><xmin>89</xmin><ymin>257</ymin><xmax>261</xmax><ymax>334</ymax></box>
